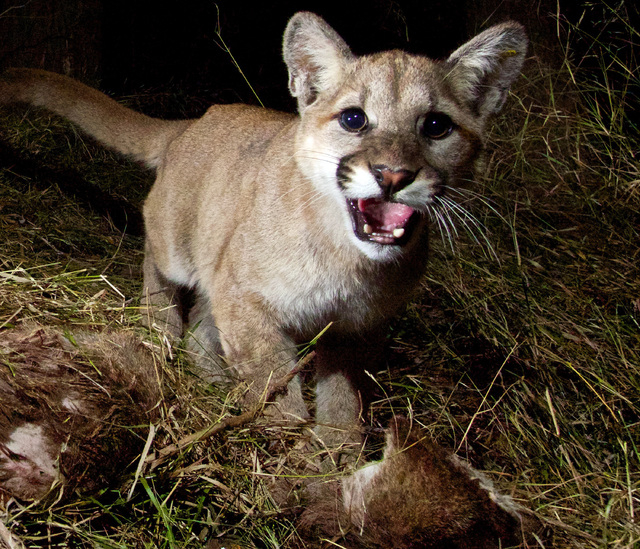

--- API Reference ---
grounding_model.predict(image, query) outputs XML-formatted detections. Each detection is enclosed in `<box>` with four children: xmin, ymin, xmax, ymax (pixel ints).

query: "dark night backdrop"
<box><xmin>0</xmin><ymin>0</ymin><xmax>569</xmax><ymax>115</ymax></box>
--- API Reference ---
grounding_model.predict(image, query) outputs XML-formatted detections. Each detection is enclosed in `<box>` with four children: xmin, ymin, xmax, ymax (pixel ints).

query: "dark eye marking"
<box><xmin>339</xmin><ymin>108</ymin><xmax>369</xmax><ymax>133</ymax></box>
<box><xmin>421</xmin><ymin>112</ymin><xmax>455</xmax><ymax>140</ymax></box>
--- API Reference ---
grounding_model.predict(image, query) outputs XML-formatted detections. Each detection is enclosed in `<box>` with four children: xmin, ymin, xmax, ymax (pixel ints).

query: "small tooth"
<box><xmin>364</xmin><ymin>224</ymin><xmax>373</xmax><ymax>234</ymax></box>
<box><xmin>393</xmin><ymin>228</ymin><xmax>405</xmax><ymax>238</ymax></box>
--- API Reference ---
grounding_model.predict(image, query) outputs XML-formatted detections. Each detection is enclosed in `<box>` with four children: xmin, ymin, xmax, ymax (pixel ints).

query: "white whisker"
<box><xmin>296</xmin><ymin>190</ymin><xmax>326</xmax><ymax>213</ymax></box>
<box><xmin>294</xmin><ymin>149</ymin><xmax>341</xmax><ymax>166</ymax></box>
<box><xmin>428</xmin><ymin>204</ymin><xmax>456</xmax><ymax>254</ymax></box>
<box><xmin>446</xmin><ymin>186</ymin><xmax>508</xmax><ymax>224</ymax></box>
<box><xmin>434</xmin><ymin>194</ymin><xmax>498</xmax><ymax>260</ymax></box>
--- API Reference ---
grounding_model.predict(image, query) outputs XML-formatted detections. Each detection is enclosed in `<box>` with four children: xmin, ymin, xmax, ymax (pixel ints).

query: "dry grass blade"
<box><xmin>146</xmin><ymin>351</ymin><xmax>316</xmax><ymax>469</ymax></box>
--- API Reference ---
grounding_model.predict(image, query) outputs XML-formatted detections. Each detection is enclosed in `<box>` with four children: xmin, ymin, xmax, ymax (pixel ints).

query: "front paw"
<box><xmin>312</xmin><ymin>422</ymin><xmax>364</xmax><ymax>470</ymax></box>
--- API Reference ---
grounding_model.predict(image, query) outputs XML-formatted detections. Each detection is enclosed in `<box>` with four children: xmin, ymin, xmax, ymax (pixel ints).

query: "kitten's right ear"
<box><xmin>282</xmin><ymin>12</ymin><xmax>355</xmax><ymax>111</ymax></box>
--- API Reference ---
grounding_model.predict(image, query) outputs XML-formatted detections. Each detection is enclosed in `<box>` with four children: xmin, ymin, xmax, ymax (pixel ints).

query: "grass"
<box><xmin>1</xmin><ymin>2</ymin><xmax>639</xmax><ymax>548</ymax></box>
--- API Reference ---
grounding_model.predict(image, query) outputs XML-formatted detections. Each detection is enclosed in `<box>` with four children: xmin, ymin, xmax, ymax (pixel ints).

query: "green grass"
<box><xmin>1</xmin><ymin>3</ymin><xmax>639</xmax><ymax>548</ymax></box>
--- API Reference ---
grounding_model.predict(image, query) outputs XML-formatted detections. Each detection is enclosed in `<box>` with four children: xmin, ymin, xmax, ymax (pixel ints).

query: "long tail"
<box><xmin>0</xmin><ymin>68</ymin><xmax>191</xmax><ymax>169</ymax></box>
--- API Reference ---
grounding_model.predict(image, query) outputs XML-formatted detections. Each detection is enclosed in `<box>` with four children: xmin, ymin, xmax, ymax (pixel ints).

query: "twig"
<box><xmin>146</xmin><ymin>351</ymin><xmax>315</xmax><ymax>468</ymax></box>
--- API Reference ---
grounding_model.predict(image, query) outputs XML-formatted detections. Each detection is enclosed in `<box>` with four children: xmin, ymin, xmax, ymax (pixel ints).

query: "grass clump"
<box><xmin>389</xmin><ymin>3</ymin><xmax>639</xmax><ymax>546</ymax></box>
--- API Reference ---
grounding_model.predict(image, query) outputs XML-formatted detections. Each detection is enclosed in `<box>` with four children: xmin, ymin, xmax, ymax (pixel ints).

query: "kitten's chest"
<box><xmin>261</xmin><ymin>258</ymin><xmax>419</xmax><ymax>336</ymax></box>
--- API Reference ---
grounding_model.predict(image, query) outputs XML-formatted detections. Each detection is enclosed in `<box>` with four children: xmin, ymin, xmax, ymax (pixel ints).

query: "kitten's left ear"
<box><xmin>445</xmin><ymin>22</ymin><xmax>528</xmax><ymax>118</ymax></box>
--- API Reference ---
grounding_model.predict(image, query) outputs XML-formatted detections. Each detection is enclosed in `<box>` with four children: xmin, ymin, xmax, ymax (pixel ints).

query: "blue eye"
<box><xmin>422</xmin><ymin>112</ymin><xmax>454</xmax><ymax>139</ymax></box>
<box><xmin>339</xmin><ymin>108</ymin><xmax>368</xmax><ymax>132</ymax></box>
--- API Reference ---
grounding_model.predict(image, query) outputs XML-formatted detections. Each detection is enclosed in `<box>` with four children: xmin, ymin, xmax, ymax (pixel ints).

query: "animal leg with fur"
<box><xmin>140</xmin><ymin>242</ymin><xmax>186</xmax><ymax>338</ymax></box>
<box><xmin>313</xmin><ymin>330</ymin><xmax>384</xmax><ymax>457</ymax></box>
<box><xmin>212</xmin><ymin>293</ymin><xmax>310</xmax><ymax>423</ymax></box>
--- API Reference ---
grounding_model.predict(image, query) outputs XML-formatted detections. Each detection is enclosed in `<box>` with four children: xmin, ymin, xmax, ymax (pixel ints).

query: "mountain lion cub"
<box><xmin>0</xmin><ymin>13</ymin><xmax>527</xmax><ymax>449</ymax></box>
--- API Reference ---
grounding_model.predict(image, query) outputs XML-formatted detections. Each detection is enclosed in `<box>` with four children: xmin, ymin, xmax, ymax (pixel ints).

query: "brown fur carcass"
<box><xmin>0</xmin><ymin>326</ymin><xmax>162</xmax><ymax>502</ymax></box>
<box><xmin>296</xmin><ymin>417</ymin><xmax>533</xmax><ymax>549</ymax></box>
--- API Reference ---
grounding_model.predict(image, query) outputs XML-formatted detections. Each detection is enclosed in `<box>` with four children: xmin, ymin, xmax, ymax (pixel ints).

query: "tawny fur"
<box><xmin>0</xmin><ymin>13</ymin><xmax>527</xmax><ymax>452</ymax></box>
<box><xmin>296</xmin><ymin>418</ymin><xmax>530</xmax><ymax>548</ymax></box>
<box><xmin>0</xmin><ymin>326</ymin><xmax>162</xmax><ymax>502</ymax></box>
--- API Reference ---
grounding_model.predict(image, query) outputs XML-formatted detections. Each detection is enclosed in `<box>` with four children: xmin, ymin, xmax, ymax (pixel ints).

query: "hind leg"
<box><xmin>184</xmin><ymin>293</ymin><xmax>234</xmax><ymax>383</ymax></box>
<box><xmin>140</xmin><ymin>241</ymin><xmax>185</xmax><ymax>338</ymax></box>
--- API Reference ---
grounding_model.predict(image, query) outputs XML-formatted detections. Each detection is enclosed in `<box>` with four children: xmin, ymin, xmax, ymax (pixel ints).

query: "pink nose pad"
<box><xmin>372</xmin><ymin>166</ymin><xmax>417</xmax><ymax>196</ymax></box>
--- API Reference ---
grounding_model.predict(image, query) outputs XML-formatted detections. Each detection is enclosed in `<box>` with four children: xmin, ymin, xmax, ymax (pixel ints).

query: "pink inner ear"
<box><xmin>358</xmin><ymin>199</ymin><xmax>414</xmax><ymax>229</ymax></box>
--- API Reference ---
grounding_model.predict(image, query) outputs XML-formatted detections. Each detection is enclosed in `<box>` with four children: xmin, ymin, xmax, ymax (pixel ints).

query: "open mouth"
<box><xmin>348</xmin><ymin>198</ymin><xmax>419</xmax><ymax>245</ymax></box>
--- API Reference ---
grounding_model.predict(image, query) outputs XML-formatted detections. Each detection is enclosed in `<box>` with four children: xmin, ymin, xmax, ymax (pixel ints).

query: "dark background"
<box><xmin>0</xmin><ymin>0</ymin><xmax>566</xmax><ymax>115</ymax></box>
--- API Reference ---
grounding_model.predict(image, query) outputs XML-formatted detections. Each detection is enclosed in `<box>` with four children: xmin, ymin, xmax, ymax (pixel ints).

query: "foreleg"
<box><xmin>213</xmin><ymin>293</ymin><xmax>310</xmax><ymax>423</ymax></box>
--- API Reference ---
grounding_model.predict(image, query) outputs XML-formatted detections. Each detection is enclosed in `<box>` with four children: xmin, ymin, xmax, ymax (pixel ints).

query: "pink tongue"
<box><xmin>358</xmin><ymin>199</ymin><xmax>414</xmax><ymax>227</ymax></box>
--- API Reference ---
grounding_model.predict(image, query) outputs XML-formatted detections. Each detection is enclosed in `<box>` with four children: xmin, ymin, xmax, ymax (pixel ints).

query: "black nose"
<box><xmin>372</xmin><ymin>165</ymin><xmax>417</xmax><ymax>197</ymax></box>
